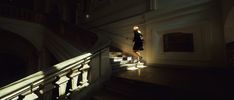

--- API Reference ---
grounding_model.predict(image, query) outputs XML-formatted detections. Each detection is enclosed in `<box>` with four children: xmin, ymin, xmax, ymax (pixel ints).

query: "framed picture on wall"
<box><xmin>163</xmin><ymin>32</ymin><xmax>194</xmax><ymax>52</ymax></box>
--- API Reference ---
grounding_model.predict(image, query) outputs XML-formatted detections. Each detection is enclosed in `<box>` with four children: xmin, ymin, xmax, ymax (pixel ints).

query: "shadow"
<box><xmin>0</xmin><ymin>53</ymin><xmax>27</xmax><ymax>87</ymax></box>
<box><xmin>0</xmin><ymin>29</ymin><xmax>39</xmax><ymax>87</ymax></box>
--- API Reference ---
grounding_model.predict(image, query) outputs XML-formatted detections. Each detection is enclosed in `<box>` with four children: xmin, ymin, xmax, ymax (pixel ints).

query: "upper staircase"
<box><xmin>0</xmin><ymin>4</ymin><xmax>112</xmax><ymax>100</ymax></box>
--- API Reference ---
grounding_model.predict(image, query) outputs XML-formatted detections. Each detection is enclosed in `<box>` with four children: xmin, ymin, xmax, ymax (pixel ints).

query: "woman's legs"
<box><xmin>134</xmin><ymin>50</ymin><xmax>142</xmax><ymax>62</ymax></box>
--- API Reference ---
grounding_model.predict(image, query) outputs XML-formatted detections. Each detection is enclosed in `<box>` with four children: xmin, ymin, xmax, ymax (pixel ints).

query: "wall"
<box><xmin>224</xmin><ymin>7</ymin><xmax>234</xmax><ymax>43</ymax></box>
<box><xmin>87</xmin><ymin>0</ymin><xmax>226</xmax><ymax>67</ymax></box>
<box><xmin>145</xmin><ymin>0</ymin><xmax>225</xmax><ymax>67</ymax></box>
<box><xmin>222</xmin><ymin>0</ymin><xmax>234</xmax><ymax>43</ymax></box>
<box><xmin>78</xmin><ymin>0</ymin><xmax>150</xmax><ymax>28</ymax></box>
<box><xmin>222</xmin><ymin>0</ymin><xmax>234</xmax><ymax>66</ymax></box>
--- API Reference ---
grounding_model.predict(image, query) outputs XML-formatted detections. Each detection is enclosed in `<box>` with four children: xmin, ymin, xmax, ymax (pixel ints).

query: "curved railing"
<box><xmin>0</xmin><ymin>39</ymin><xmax>111</xmax><ymax>99</ymax></box>
<box><xmin>0</xmin><ymin>4</ymin><xmax>46</xmax><ymax>25</ymax></box>
<box><xmin>0</xmin><ymin>4</ymin><xmax>112</xmax><ymax>100</ymax></box>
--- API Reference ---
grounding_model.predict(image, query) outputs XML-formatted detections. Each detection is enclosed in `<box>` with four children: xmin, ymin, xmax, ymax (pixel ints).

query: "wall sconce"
<box><xmin>84</xmin><ymin>0</ymin><xmax>91</xmax><ymax>19</ymax></box>
<box><xmin>85</xmin><ymin>14</ymin><xmax>90</xmax><ymax>19</ymax></box>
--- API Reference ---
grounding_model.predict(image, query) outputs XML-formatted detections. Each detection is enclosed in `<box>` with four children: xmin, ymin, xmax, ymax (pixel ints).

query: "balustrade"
<box><xmin>0</xmin><ymin>42</ymin><xmax>111</xmax><ymax>100</ymax></box>
<box><xmin>0</xmin><ymin>5</ymin><xmax>111</xmax><ymax>99</ymax></box>
<box><xmin>0</xmin><ymin>52</ymin><xmax>98</xmax><ymax>100</ymax></box>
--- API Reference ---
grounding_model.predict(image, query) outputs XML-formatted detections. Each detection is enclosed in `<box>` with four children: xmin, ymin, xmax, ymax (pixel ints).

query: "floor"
<box><xmin>113</xmin><ymin>65</ymin><xmax>234</xmax><ymax>98</ymax></box>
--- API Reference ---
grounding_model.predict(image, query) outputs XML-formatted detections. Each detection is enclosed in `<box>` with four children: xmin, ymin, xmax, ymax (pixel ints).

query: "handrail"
<box><xmin>0</xmin><ymin>40</ymin><xmax>111</xmax><ymax>100</ymax></box>
<box><xmin>0</xmin><ymin>53</ymin><xmax>91</xmax><ymax>99</ymax></box>
<box><xmin>0</xmin><ymin>4</ymin><xmax>47</xmax><ymax>25</ymax></box>
<box><xmin>0</xmin><ymin>4</ymin><xmax>112</xmax><ymax>100</ymax></box>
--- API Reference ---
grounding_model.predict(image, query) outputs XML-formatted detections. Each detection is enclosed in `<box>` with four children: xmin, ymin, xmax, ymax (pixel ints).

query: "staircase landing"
<box><xmin>91</xmin><ymin>51</ymin><xmax>234</xmax><ymax>100</ymax></box>
<box><xmin>92</xmin><ymin>66</ymin><xmax>234</xmax><ymax>100</ymax></box>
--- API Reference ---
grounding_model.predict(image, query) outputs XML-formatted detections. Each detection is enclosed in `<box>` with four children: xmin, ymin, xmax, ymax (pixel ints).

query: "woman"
<box><xmin>133</xmin><ymin>26</ymin><xmax>144</xmax><ymax>62</ymax></box>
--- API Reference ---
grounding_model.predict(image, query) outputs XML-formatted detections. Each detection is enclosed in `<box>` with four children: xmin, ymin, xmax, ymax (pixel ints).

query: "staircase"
<box><xmin>91</xmin><ymin>51</ymin><xmax>230</xmax><ymax>100</ymax></box>
<box><xmin>91</xmin><ymin>51</ymin><xmax>169</xmax><ymax>100</ymax></box>
<box><xmin>109</xmin><ymin>51</ymin><xmax>146</xmax><ymax>73</ymax></box>
<box><xmin>0</xmin><ymin>5</ymin><xmax>112</xmax><ymax>100</ymax></box>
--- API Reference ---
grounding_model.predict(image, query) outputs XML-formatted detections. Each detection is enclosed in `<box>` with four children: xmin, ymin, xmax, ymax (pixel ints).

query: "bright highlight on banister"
<box><xmin>0</xmin><ymin>53</ymin><xmax>93</xmax><ymax>100</ymax></box>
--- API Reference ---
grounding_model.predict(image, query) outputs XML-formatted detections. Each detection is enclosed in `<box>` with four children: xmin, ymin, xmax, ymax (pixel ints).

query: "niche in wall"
<box><xmin>163</xmin><ymin>32</ymin><xmax>194</xmax><ymax>52</ymax></box>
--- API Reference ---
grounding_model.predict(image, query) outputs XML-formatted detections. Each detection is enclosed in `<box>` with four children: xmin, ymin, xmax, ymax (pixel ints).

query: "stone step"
<box><xmin>110</xmin><ymin>57</ymin><xmax>123</xmax><ymax>62</ymax></box>
<box><xmin>109</xmin><ymin>52</ymin><xmax>123</xmax><ymax>58</ymax></box>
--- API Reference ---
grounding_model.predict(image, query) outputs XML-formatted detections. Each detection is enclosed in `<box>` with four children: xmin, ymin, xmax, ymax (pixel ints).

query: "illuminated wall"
<box><xmin>224</xmin><ymin>8</ymin><xmax>234</xmax><ymax>43</ymax></box>
<box><xmin>84</xmin><ymin>0</ymin><xmax>227</xmax><ymax>67</ymax></box>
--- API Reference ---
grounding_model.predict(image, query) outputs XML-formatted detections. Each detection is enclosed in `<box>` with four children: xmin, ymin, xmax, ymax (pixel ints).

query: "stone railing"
<box><xmin>0</xmin><ymin>40</ymin><xmax>111</xmax><ymax>100</ymax></box>
<box><xmin>0</xmin><ymin>4</ymin><xmax>46</xmax><ymax>25</ymax></box>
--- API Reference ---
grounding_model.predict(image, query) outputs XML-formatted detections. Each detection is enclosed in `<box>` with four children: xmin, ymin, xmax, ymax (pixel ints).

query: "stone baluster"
<box><xmin>78</xmin><ymin>63</ymin><xmax>90</xmax><ymax>90</ymax></box>
<box><xmin>68</xmin><ymin>68</ymin><xmax>81</xmax><ymax>91</ymax></box>
<box><xmin>55</xmin><ymin>75</ymin><xmax>70</xmax><ymax>99</ymax></box>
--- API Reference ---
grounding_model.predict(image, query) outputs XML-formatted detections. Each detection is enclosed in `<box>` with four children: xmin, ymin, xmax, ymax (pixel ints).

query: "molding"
<box><xmin>148</xmin><ymin>0</ymin><xmax>157</xmax><ymax>10</ymax></box>
<box><xmin>84</xmin><ymin>0</ymin><xmax>148</xmax><ymax>29</ymax></box>
<box><xmin>145</xmin><ymin>1</ymin><xmax>213</xmax><ymax>25</ymax></box>
<box><xmin>0</xmin><ymin>17</ymin><xmax>45</xmax><ymax>50</ymax></box>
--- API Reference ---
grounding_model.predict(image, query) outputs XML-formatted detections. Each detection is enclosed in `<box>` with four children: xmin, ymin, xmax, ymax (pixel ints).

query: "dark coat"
<box><xmin>133</xmin><ymin>30</ymin><xmax>144</xmax><ymax>51</ymax></box>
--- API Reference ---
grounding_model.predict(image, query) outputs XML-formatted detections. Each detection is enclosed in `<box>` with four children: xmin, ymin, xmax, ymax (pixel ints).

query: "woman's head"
<box><xmin>133</xmin><ymin>26</ymin><xmax>139</xmax><ymax>31</ymax></box>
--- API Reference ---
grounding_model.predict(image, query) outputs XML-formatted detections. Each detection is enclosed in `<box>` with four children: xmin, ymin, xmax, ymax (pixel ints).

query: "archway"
<box><xmin>224</xmin><ymin>7</ymin><xmax>234</xmax><ymax>43</ymax></box>
<box><xmin>224</xmin><ymin>7</ymin><xmax>234</xmax><ymax>66</ymax></box>
<box><xmin>0</xmin><ymin>29</ymin><xmax>39</xmax><ymax>87</ymax></box>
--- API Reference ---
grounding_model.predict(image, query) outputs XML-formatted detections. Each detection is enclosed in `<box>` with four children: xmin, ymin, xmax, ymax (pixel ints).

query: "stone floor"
<box><xmin>114</xmin><ymin>65</ymin><xmax>234</xmax><ymax>98</ymax></box>
<box><xmin>92</xmin><ymin>64</ymin><xmax>234</xmax><ymax>100</ymax></box>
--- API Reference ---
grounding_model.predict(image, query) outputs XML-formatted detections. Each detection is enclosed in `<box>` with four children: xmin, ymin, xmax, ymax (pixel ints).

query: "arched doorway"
<box><xmin>224</xmin><ymin>7</ymin><xmax>234</xmax><ymax>43</ymax></box>
<box><xmin>225</xmin><ymin>7</ymin><xmax>234</xmax><ymax>66</ymax></box>
<box><xmin>0</xmin><ymin>29</ymin><xmax>39</xmax><ymax>87</ymax></box>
